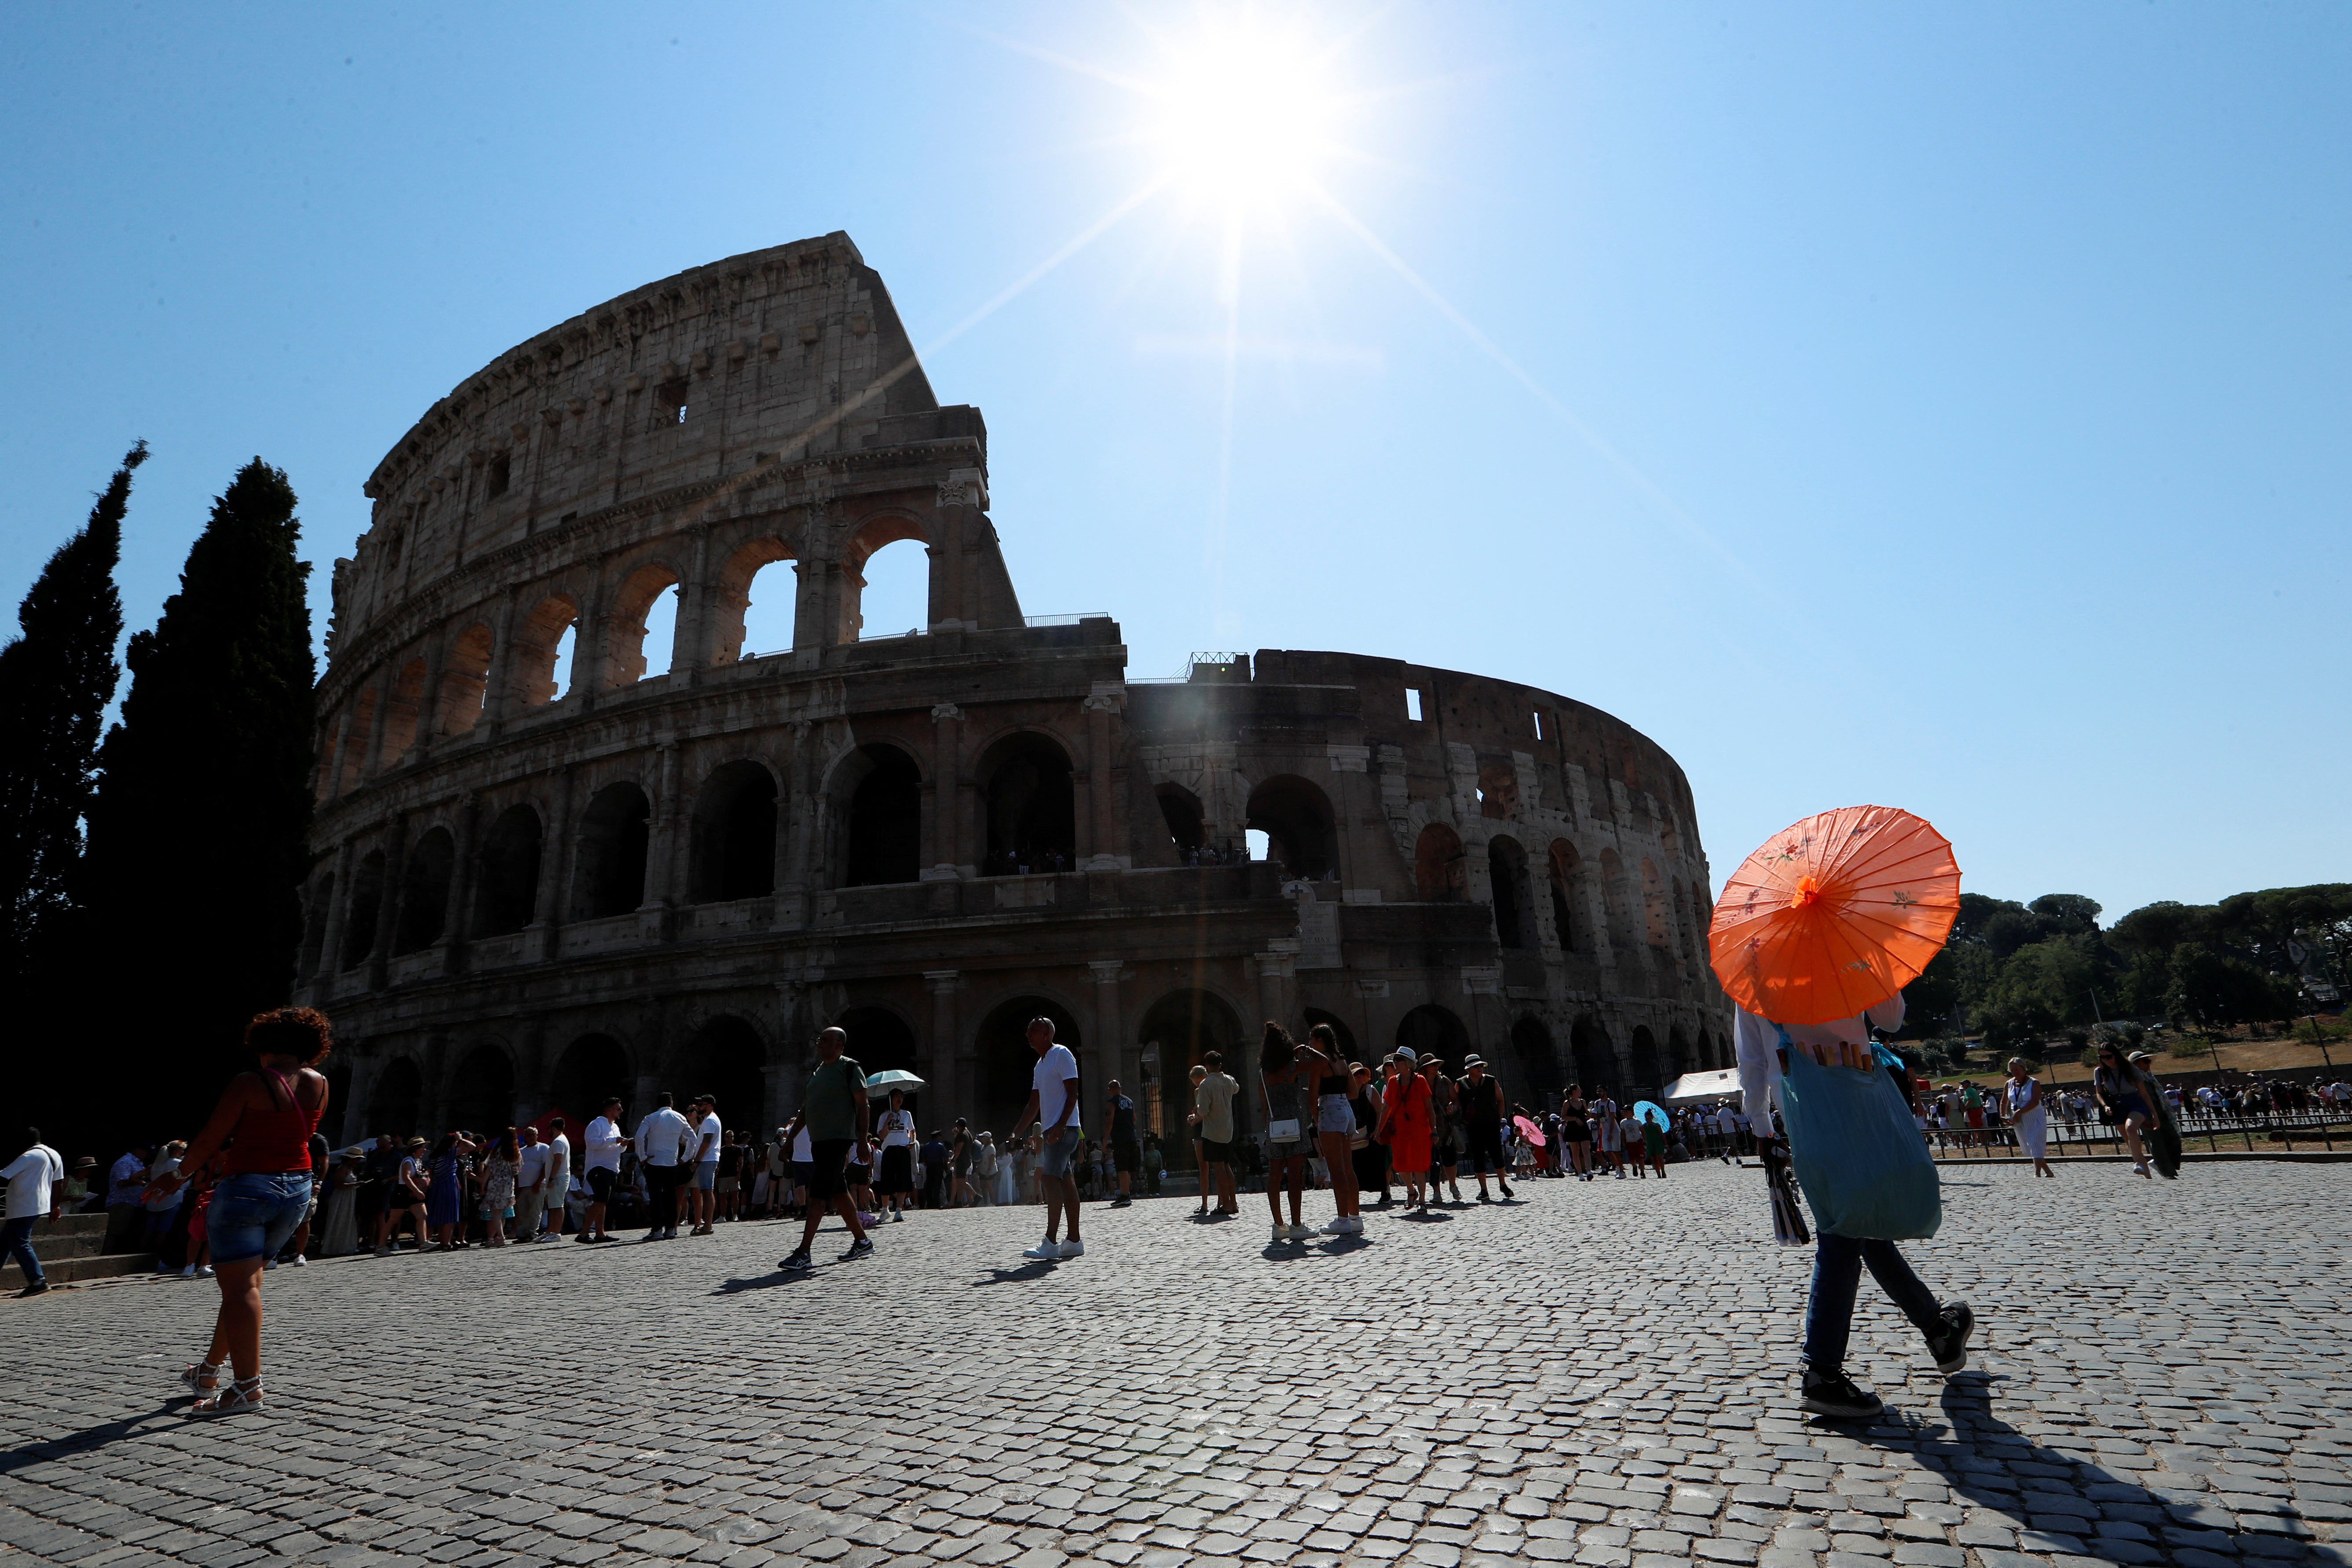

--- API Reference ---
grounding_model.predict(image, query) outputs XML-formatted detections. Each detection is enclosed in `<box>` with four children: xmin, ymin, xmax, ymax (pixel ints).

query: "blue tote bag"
<box><xmin>1775</xmin><ymin>1028</ymin><xmax>1941</xmax><ymax>1241</ymax></box>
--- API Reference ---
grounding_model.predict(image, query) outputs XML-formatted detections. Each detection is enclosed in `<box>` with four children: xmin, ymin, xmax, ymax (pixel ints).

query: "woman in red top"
<box><xmin>1375</xmin><ymin>1049</ymin><xmax>1434</xmax><ymax>1211</ymax></box>
<box><xmin>143</xmin><ymin>1007</ymin><xmax>333</xmax><ymax>1415</ymax></box>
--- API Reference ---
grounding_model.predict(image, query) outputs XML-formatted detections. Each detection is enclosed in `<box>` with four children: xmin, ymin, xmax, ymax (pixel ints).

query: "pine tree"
<box><xmin>0</xmin><ymin>441</ymin><xmax>146</xmax><ymax>984</ymax></box>
<box><xmin>85</xmin><ymin>458</ymin><xmax>317</xmax><ymax>1126</ymax></box>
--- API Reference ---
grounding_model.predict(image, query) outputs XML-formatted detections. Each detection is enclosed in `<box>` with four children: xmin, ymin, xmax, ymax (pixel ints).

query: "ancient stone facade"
<box><xmin>295</xmin><ymin>232</ymin><xmax>1730</xmax><ymax>1151</ymax></box>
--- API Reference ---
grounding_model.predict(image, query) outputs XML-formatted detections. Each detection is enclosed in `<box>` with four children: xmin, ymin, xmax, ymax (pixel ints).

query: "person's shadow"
<box><xmin>1823</xmin><ymin>1371</ymin><xmax>2285</xmax><ymax>1568</ymax></box>
<box><xmin>967</xmin><ymin>1260</ymin><xmax>1057</xmax><ymax>1286</ymax></box>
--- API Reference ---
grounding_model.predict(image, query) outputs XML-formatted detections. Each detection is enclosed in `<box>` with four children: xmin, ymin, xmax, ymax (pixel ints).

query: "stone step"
<box><xmin>3</xmin><ymin>1251</ymin><xmax>157</xmax><ymax>1289</ymax></box>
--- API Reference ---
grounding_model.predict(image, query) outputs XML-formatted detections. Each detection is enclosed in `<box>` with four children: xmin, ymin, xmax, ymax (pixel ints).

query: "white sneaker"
<box><xmin>289</xmin><ymin>1254</ymin><xmax>307</xmax><ymax>1268</ymax></box>
<box><xmin>1058</xmin><ymin>1239</ymin><xmax>1084</xmax><ymax>1258</ymax></box>
<box><xmin>1321</xmin><ymin>1217</ymin><xmax>1350</xmax><ymax>1235</ymax></box>
<box><xmin>1022</xmin><ymin>1239</ymin><xmax>1062</xmax><ymax>1260</ymax></box>
<box><xmin>1271</xmin><ymin>1223</ymin><xmax>1288</xmax><ymax>1243</ymax></box>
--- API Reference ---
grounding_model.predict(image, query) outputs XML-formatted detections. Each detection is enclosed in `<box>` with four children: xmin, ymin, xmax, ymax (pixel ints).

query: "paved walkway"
<box><xmin>2</xmin><ymin>1162</ymin><xmax>2346</xmax><ymax>1568</ymax></box>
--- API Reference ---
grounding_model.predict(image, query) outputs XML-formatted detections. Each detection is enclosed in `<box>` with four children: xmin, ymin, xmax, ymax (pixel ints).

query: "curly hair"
<box><xmin>1258</xmin><ymin>1021</ymin><xmax>1295</xmax><ymax>1075</ymax></box>
<box><xmin>245</xmin><ymin>1006</ymin><xmax>334</xmax><ymax>1064</ymax></box>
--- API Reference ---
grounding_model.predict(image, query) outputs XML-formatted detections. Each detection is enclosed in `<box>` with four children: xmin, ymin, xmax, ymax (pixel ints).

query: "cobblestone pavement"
<box><xmin>3</xmin><ymin>1162</ymin><xmax>2347</xmax><ymax>1568</ymax></box>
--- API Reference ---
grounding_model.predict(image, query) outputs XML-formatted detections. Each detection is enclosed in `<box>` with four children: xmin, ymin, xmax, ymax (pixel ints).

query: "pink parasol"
<box><xmin>1513</xmin><ymin>1114</ymin><xmax>1546</xmax><ymax>1147</ymax></box>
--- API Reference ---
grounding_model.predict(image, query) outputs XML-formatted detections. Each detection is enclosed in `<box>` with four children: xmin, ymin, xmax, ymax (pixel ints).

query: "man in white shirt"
<box><xmin>1014</xmin><ymin>1017</ymin><xmax>1085</xmax><ymax>1261</ymax></box>
<box><xmin>686</xmin><ymin>1095</ymin><xmax>723</xmax><ymax>1236</ymax></box>
<box><xmin>5</xmin><ymin>1127</ymin><xmax>66</xmax><ymax>1296</ymax></box>
<box><xmin>538</xmin><ymin>1118</ymin><xmax>571</xmax><ymax>1240</ymax></box>
<box><xmin>513</xmin><ymin>1126</ymin><xmax>549</xmax><ymax>1243</ymax></box>
<box><xmin>579</xmin><ymin>1096</ymin><xmax>628</xmax><ymax>1244</ymax></box>
<box><xmin>634</xmin><ymin>1093</ymin><xmax>696</xmax><ymax>1242</ymax></box>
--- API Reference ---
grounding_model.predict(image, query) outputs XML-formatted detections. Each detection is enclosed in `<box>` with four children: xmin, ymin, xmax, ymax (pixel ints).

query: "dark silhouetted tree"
<box><xmin>85</xmin><ymin>459</ymin><xmax>316</xmax><ymax>1128</ymax></box>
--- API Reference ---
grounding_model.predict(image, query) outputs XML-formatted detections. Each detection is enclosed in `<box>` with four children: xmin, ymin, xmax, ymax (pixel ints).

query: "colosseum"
<box><xmin>293</xmin><ymin>231</ymin><xmax>1731</xmax><ymax>1155</ymax></box>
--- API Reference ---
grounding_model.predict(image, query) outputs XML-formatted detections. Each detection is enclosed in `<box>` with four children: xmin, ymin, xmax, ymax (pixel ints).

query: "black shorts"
<box><xmin>1112</xmin><ymin>1139</ymin><xmax>1142</xmax><ymax>1174</ymax></box>
<box><xmin>1465</xmin><ymin>1130</ymin><xmax>1505</xmax><ymax>1175</ymax></box>
<box><xmin>1199</xmin><ymin>1137</ymin><xmax>1233</xmax><ymax>1164</ymax></box>
<box><xmin>805</xmin><ymin>1140</ymin><xmax>854</xmax><ymax>1200</ymax></box>
<box><xmin>586</xmin><ymin>1167</ymin><xmax>615</xmax><ymax>1202</ymax></box>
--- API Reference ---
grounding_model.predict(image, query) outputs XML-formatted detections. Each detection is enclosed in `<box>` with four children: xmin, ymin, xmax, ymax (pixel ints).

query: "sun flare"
<box><xmin>1145</xmin><ymin>16</ymin><xmax>1339</xmax><ymax>212</ymax></box>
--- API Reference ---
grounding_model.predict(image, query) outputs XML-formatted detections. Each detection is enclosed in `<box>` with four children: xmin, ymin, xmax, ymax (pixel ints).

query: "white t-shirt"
<box><xmin>877</xmin><ymin>1109</ymin><xmax>914</xmax><ymax>1148</ymax></box>
<box><xmin>517</xmin><ymin>1144</ymin><xmax>549</xmax><ymax>1186</ymax></box>
<box><xmin>693</xmin><ymin>1112</ymin><xmax>723</xmax><ymax>1164</ymax></box>
<box><xmin>791</xmin><ymin>1127</ymin><xmax>813</xmax><ymax>1163</ymax></box>
<box><xmin>143</xmin><ymin>1156</ymin><xmax>184</xmax><ymax>1212</ymax></box>
<box><xmin>3</xmin><ymin>1145</ymin><xmax>63</xmax><ymax>1221</ymax></box>
<box><xmin>1034</xmin><ymin>1043</ymin><xmax>1081</xmax><ymax>1133</ymax></box>
<box><xmin>585</xmin><ymin>1115</ymin><xmax>625</xmax><ymax>1173</ymax></box>
<box><xmin>544</xmin><ymin>1133</ymin><xmax>571</xmax><ymax>1189</ymax></box>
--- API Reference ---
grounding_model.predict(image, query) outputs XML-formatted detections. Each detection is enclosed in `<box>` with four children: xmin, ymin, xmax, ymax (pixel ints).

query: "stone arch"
<box><xmin>1570</xmin><ymin>1016</ymin><xmax>1613</xmax><ymax>1097</ymax></box>
<box><xmin>573</xmin><ymin>781</ymin><xmax>651</xmax><ymax>919</ymax></box>
<box><xmin>1640</xmin><ymin>857</ymin><xmax>1673</xmax><ymax>952</ymax></box>
<box><xmin>378</xmin><ymin>657</ymin><xmax>427</xmax><ymax>767</ymax></box>
<box><xmin>369</xmin><ymin>1056</ymin><xmax>424</xmax><ymax>1139</ymax></box>
<box><xmin>1301</xmin><ymin>1007</ymin><xmax>1357</xmax><ymax>1063</ymax></box>
<box><xmin>1245</xmin><ymin>775</ymin><xmax>1335</xmax><ymax>879</ymax></box>
<box><xmin>835</xmin><ymin>742</ymin><xmax>923</xmax><ymax>887</ymax></box>
<box><xmin>833</xmin><ymin>1003</ymin><xmax>922</xmax><ymax>1117</ymax></box>
<box><xmin>1396</xmin><ymin>1003</ymin><xmax>1471</xmax><ymax>1068</ymax></box>
<box><xmin>394</xmin><ymin>826</ymin><xmax>456</xmax><ymax>953</ymax></box>
<box><xmin>711</xmin><ymin>534</ymin><xmax>796</xmax><ymax>665</ymax></box>
<box><xmin>342</xmin><ymin>847</ymin><xmax>386</xmax><ymax>969</ymax></box>
<box><xmin>974</xmin><ymin>992</ymin><xmax>1085</xmax><ymax>1137</ymax></box>
<box><xmin>1547</xmin><ymin>840</ymin><xmax>1584</xmax><ymax>952</ymax></box>
<box><xmin>1155</xmin><ymin>782</ymin><xmax>1206</xmax><ymax>855</ymax></box>
<box><xmin>689</xmin><ymin>758</ymin><xmax>779</xmax><ymax>902</ymax></box>
<box><xmin>841</xmin><ymin>512</ymin><xmax>933</xmax><ymax>642</ymax></box>
<box><xmin>1416</xmin><ymin>822</ymin><xmax>1467</xmax><ymax>902</ymax></box>
<box><xmin>1667</xmin><ymin>1025</ymin><xmax>1693</xmax><ymax>1082</ymax></box>
<box><xmin>1598</xmin><ymin>848</ymin><xmax>1632</xmax><ymax>952</ymax></box>
<box><xmin>604</xmin><ymin>562</ymin><xmax>682</xmax><ymax>687</ymax></box>
<box><xmin>446</xmin><ymin>1042</ymin><xmax>516</xmax><ymax>1133</ymax></box>
<box><xmin>979</xmin><ymin>730</ymin><xmax>1075</xmax><ymax>874</ymax></box>
<box><xmin>473</xmin><ymin>804</ymin><xmax>542</xmax><ymax>936</ymax></box>
<box><xmin>673</xmin><ymin>1016</ymin><xmax>768</xmax><ymax>1132</ymax></box>
<box><xmin>1488</xmin><ymin>835</ymin><xmax>1531</xmax><ymax>950</ymax></box>
<box><xmin>1138</xmin><ymin>987</ymin><xmax>1246</xmax><ymax>1161</ymax></box>
<box><xmin>510</xmin><ymin>594</ymin><xmax>578</xmax><ymax>707</ymax></box>
<box><xmin>1509</xmin><ymin>1014</ymin><xmax>1555</xmax><ymax>1101</ymax></box>
<box><xmin>439</xmin><ymin>622</ymin><xmax>494</xmax><ymax>733</ymax></box>
<box><xmin>1627</xmin><ymin>1026</ymin><xmax>1663</xmax><ymax>1099</ymax></box>
<box><xmin>548</xmin><ymin>1033</ymin><xmax>633</xmax><ymax>1128</ymax></box>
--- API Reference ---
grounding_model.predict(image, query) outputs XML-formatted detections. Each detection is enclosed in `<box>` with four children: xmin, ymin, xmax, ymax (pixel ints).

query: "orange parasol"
<box><xmin>1708</xmin><ymin>805</ymin><xmax>1961</xmax><ymax>1027</ymax></box>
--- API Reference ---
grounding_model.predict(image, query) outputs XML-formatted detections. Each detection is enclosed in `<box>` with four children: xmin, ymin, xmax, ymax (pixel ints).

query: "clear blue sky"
<box><xmin>4</xmin><ymin>4</ymin><xmax>2346</xmax><ymax>920</ymax></box>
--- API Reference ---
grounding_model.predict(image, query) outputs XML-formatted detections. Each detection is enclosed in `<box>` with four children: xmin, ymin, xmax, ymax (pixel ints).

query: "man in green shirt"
<box><xmin>778</xmin><ymin>1026</ymin><xmax>874</xmax><ymax>1273</ymax></box>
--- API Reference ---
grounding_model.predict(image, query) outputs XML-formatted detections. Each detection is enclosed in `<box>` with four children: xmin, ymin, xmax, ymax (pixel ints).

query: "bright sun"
<box><xmin>1146</xmin><ymin>15</ymin><xmax>1339</xmax><ymax>212</ymax></box>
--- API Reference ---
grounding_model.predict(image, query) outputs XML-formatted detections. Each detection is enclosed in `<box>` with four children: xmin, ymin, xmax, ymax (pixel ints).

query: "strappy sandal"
<box><xmin>189</xmin><ymin>1375</ymin><xmax>263</xmax><ymax>1416</ymax></box>
<box><xmin>179</xmin><ymin>1361</ymin><xmax>223</xmax><ymax>1393</ymax></box>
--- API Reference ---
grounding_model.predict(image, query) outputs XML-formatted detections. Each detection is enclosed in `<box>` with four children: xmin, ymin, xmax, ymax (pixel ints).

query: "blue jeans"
<box><xmin>2</xmin><ymin>1216</ymin><xmax>42</xmax><ymax>1286</ymax></box>
<box><xmin>206</xmin><ymin>1173</ymin><xmax>312</xmax><ymax>1265</ymax></box>
<box><xmin>1803</xmin><ymin>1232</ymin><xmax>1940</xmax><ymax>1373</ymax></box>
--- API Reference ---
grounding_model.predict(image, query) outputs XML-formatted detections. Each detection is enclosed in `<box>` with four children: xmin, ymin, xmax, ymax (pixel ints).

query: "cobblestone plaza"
<box><xmin>2</xmin><ymin>1162</ymin><xmax>2346</xmax><ymax>1568</ymax></box>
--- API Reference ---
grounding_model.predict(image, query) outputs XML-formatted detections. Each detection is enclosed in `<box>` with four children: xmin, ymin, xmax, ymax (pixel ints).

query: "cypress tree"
<box><xmin>86</xmin><ymin>458</ymin><xmax>317</xmax><ymax>1127</ymax></box>
<box><xmin>0</xmin><ymin>441</ymin><xmax>146</xmax><ymax>985</ymax></box>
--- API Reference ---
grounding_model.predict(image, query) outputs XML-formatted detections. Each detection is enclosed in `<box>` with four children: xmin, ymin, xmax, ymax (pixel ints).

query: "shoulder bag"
<box><xmin>1775</xmin><ymin>1025</ymin><xmax>1941</xmax><ymax>1241</ymax></box>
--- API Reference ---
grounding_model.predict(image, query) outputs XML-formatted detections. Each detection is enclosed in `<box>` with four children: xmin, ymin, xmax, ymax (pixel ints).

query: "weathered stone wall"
<box><xmin>297</xmin><ymin>235</ymin><xmax>1729</xmax><ymax>1151</ymax></box>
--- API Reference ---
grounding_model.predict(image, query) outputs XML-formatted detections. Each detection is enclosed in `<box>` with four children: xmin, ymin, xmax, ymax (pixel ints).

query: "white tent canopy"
<box><xmin>1661</xmin><ymin>1067</ymin><xmax>1741</xmax><ymax>1104</ymax></box>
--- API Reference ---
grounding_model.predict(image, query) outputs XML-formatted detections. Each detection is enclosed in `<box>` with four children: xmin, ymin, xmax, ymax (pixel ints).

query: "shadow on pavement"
<box><xmin>0</xmin><ymin>1408</ymin><xmax>184</xmax><ymax>1475</ymax></box>
<box><xmin>967</xmin><ymin>1261</ymin><xmax>1057</xmax><ymax>1286</ymax></box>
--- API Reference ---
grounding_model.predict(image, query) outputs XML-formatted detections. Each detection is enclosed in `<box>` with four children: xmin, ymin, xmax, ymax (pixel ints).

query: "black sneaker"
<box><xmin>15</xmin><ymin>1280</ymin><xmax>51</xmax><ymax>1298</ymax></box>
<box><xmin>778</xmin><ymin>1249</ymin><xmax>812</xmax><ymax>1272</ymax></box>
<box><xmin>1800</xmin><ymin>1368</ymin><xmax>1884</xmax><ymax>1418</ymax></box>
<box><xmin>840</xmin><ymin>1237</ymin><xmax>874</xmax><ymax>1263</ymax></box>
<box><xmin>1925</xmin><ymin>1301</ymin><xmax>1975</xmax><ymax>1375</ymax></box>
<box><xmin>1499</xmin><ymin>1184</ymin><xmax>1515</xmax><ymax>1199</ymax></box>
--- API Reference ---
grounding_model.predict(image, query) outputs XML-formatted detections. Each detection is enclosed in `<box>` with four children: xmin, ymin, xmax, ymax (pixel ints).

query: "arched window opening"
<box><xmin>1245</xmin><ymin>829</ymin><xmax>1271</xmax><ymax>861</ymax></box>
<box><xmin>1139</xmin><ymin>989</ymin><xmax>1246</xmax><ymax>1161</ymax></box>
<box><xmin>341</xmin><ymin>849</ymin><xmax>385</xmax><ymax>969</ymax></box>
<box><xmin>842</xmin><ymin>744</ymin><xmax>922</xmax><ymax>887</ymax></box>
<box><xmin>369</xmin><ymin>1057</ymin><xmax>424</xmax><ymax>1140</ymax></box>
<box><xmin>1547</xmin><ymin>840</ymin><xmax>1582</xmax><ymax>952</ymax></box>
<box><xmin>976</xmin><ymin>995</ymin><xmax>1083</xmax><ymax>1139</ymax></box>
<box><xmin>982</xmin><ymin>734</ymin><xmax>1075</xmax><ymax>875</ymax></box>
<box><xmin>1598</xmin><ymin>848</ymin><xmax>1631</xmax><ymax>950</ymax></box>
<box><xmin>849</xmin><ymin>535</ymin><xmax>931</xmax><ymax>641</ymax></box>
<box><xmin>1570</xmin><ymin>1017</ymin><xmax>1613</xmax><ymax>1098</ymax></box>
<box><xmin>1627</xmin><ymin>1026</ymin><xmax>1663</xmax><ymax>1100</ymax></box>
<box><xmin>1415</xmin><ymin>823</ymin><xmax>1466</xmax><ymax>902</ymax></box>
<box><xmin>1156</xmin><ymin>784</ymin><xmax>1205</xmax><ymax>855</ymax></box>
<box><xmin>690</xmin><ymin>760</ymin><xmax>778</xmax><ymax>902</ymax></box>
<box><xmin>394</xmin><ymin>826</ymin><xmax>455</xmax><ymax>954</ymax></box>
<box><xmin>676</xmin><ymin>1017</ymin><xmax>769</xmax><ymax>1133</ymax></box>
<box><xmin>606</xmin><ymin>565</ymin><xmax>681</xmax><ymax>687</ymax></box>
<box><xmin>1244</xmin><ymin>775</ymin><xmax>1335</xmax><ymax>880</ymax></box>
<box><xmin>337</xmin><ymin>689</ymin><xmax>377</xmax><ymax>794</ymax></box>
<box><xmin>439</xmin><ymin>623</ymin><xmax>494</xmax><ymax>734</ymax></box>
<box><xmin>573</xmin><ymin>782</ymin><xmax>651</xmax><ymax>919</ymax></box>
<box><xmin>448</xmin><ymin>1044</ymin><xmax>515</xmax><ymax>1135</ymax></box>
<box><xmin>834</xmin><ymin>1005</ymin><xmax>919</xmax><ymax>1115</ymax></box>
<box><xmin>1302</xmin><ymin>1008</ymin><xmax>1357</xmax><ymax>1062</ymax></box>
<box><xmin>1640</xmin><ymin>858</ymin><xmax>1672</xmax><ymax>952</ymax></box>
<box><xmin>511</xmin><ymin>596</ymin><xmax>578</xmax><ymax>707</ymax></box>
<box><xmin>1488</xmin><ymin>836</ymin><xmax>1530</xmax><ymax>949</ymax></box>
<box><xmin>548</xmin><ymin>1034</ymin><xmax>630</xmax><ymax>1130</ymax></box>
<box><xmin>1510</xmin><ymin>1016</ymin><xmax>1555</xmax><ymax>1103</ymax></box>
<box><xmin>1667</xmin><ymin>1027</ymin><xmax>1693</xmax><ymax>1083</ymax></box>
<box><xmin>1396</xmin><ymin>1004</ymin><xmax>1471</xmax><ymax>1068</ymax></box>
<box><xmin>712</xmin><ymin>537</ymin><xmax>795</xmax><ymax>664</ymax></box>
<box><xmin>472</xmin><ymin>805</ymin><xmax>542</xmax><ymax>936</ymax></box>
<box><xmin>378</xmin><ymin>658</ymin><xmax>426</xmax><ymax>768</ymax></box>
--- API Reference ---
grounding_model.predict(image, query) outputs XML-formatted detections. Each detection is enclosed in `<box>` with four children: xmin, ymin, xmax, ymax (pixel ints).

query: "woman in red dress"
<box><xmin>1376</xmin><ymin>1049</ymin><xmax>1434</xmax><ymax>1211</ymax></box>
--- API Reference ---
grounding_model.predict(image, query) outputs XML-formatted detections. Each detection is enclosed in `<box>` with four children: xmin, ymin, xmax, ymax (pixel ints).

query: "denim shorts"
<box><xmin>1038</xmin><ymin>1127</ymin><xmax>1079</xmax><ymax>1177</ymax></box>
<box><xmin>208</xmin><ymin>1173</ymin><xmax>313</xmax><ymax>1264</ymax></box>
<box><xmin>692</xmin><ymin>1162</ymin><xmax>718</xmax><ymax>1192</ymax></box>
